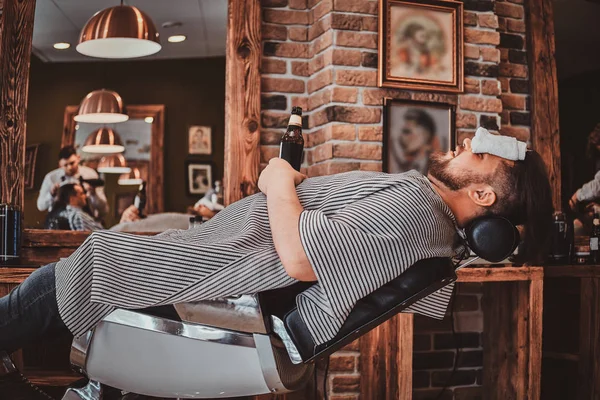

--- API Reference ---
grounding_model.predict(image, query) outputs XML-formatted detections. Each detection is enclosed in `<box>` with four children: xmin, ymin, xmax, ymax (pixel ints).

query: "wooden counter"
<box><xmin>543</xmin><ymin>265</ymin><xmax>600</xmax><ymax>399</ymax></box>
<box><xmin>359</xmin><ymin>265</ymin><xmax>543</xmax><ymax>400</ymax></box>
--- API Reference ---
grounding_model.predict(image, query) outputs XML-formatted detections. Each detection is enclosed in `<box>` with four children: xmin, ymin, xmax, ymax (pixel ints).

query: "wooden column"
<box><xmin>577</xmin><ymin>278</ymin><xmax>600</xmax><ymax>399</ymax></box>
<box><xmin>223</xmin><ymin>0</ymin><xmax>262</xmax><ymax>205</ymax></box>
<box><xmin>527</xmin><ymin>0</ymin><xmax>561</xmax><ymax>210</ymax></box>
<box><xmin>360</xmin><ymin>313</ymin><xmax>413</xmax><ymax>400</ymax></box>
<box><xmin>0</xmin><ymin>0</ymin><xmax>36</xmax><ymax>207</ymax></box>
<box><xmin>482</xmin><ymin>279</ymin><xmax>543</xmax><ymax>399</ymax></box>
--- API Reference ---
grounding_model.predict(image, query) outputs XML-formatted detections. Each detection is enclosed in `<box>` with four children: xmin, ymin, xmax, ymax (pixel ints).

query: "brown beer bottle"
<box><xmin>279</xmin><ymin>106</ymin><xmax>304</xmax><ymax>171</ymax></box>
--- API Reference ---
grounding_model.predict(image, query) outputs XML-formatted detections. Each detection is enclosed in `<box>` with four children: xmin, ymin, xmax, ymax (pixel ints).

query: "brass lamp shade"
<box><xmin>77</xmin><ymin>5</ymin><xmax>161</xmax><ymax>59</ymax></box>
<box><xmin>74</xmin><ymin>89</ymin><xmax>129</xmax><ymax>123</ymax></box>
<box><xmin>82</xmin><ymin>127</ymin><xmax>125</xmax><ymax>154</ymax></box>
<box><xmin>97</xmin><ymin>154</ymin><xmax>131</xmax><ymax>174</ymax></box>
<box><xmin>118</xmin><ymin>167</ymin><xmax>143</xmax><ymax>185</ymax></box>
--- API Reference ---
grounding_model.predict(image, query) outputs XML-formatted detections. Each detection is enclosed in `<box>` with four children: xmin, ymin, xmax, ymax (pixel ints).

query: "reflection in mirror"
<box><xmin>63</xmin><ymin>104</ymin><xmax>165</xmax><ymax>228</ymax></box>
<box><xmin>25</xmin><ymin>0</ymin><xmax>227</xmax><ymax>232</ymax></box>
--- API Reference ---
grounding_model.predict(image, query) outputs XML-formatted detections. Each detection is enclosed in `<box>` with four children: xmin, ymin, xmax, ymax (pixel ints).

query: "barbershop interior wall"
<box><xmin>24</xmin><ymin>55</ymin><xmax>226</xmax><ymax>227</ymax></box>
<box><xmin>559</xmin><ymin>70</ymin><xmax>600</xmax><ymax>207</ymax></box>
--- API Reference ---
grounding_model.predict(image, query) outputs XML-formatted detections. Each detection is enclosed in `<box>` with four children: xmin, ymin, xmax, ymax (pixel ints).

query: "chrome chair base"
<box><xmin>62</xmin><ymin>380</ymin><xmax>102</xmax><ymax>400</ymax></box>
<box><xmin>0</xmin><ymin>351</ymin><xmax>17</xmax><ymax>375</ymax></box>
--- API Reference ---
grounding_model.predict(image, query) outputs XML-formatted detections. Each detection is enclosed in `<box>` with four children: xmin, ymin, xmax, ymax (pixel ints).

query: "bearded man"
<box><xmin>0</xmin><ymin>137</ymin><xmax>552</xmax><ymax>383</ymax></box>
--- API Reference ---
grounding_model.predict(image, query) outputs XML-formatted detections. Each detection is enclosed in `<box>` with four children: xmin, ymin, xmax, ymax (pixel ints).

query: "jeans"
<box><xmin>0</xmin><ymin>263</ymin><xmax>69</xmax><ymax>353</ymax></box>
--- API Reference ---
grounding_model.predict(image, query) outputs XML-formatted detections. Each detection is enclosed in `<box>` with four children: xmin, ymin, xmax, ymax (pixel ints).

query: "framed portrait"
<box><xmin>24</xmin><ymin>144</ymin><xmax>40</xmax><ymax>190</ymax></box>
<box><xmin>186</xmin><ymin>162</ymin><xmax>213</xmax><ymax>196</ymax></box>
<box><xmin>188</xmin><ymin>126</ymin><xmax>212</xmax><ymax>155</ymax></box>
<box><xmin>378</xmin><ymin>0</ymin><xmax>464</xmax><ymax>93</ymax></box>
<box><xmin>383</xmin><ymin>98</ymin><xmax>455</xmax><ymax>175</ymax></box>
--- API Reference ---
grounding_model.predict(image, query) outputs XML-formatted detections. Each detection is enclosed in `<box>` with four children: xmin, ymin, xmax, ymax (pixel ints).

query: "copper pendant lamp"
<box><xmin>74</xmin><ymin>89</ymin><xmax>129</xmax><ymax>123</ymax></box>
<box><xmin>82</xmin><ymin>127</ymin><xmax>125</xmax><ymax>154</ymax></box>
<box><xmin>119</xmin><ymin>167</ymin><xmax>143</xmax><ymax>185</ymax></box>
<box><xmin>77</xmin><ymin>2</ymin><xmax>161</xmax><ymax>59</ymax></box>
<box><xmin>97</xmin><ymin>154</ymin><xmax>131</xmax><ymax>174</ymax></box>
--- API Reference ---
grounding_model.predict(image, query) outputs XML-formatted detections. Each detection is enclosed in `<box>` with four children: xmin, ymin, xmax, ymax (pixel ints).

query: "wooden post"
<box><xmin>528</xmin><ymin>279</ymin><xmax>543</xmax><ymax>400</ymax></box>
<box><xmin>527</xmin><ymin>0</ymin><xmax>561</xmax><ymax>210</ymax></box>
<box><xmin>223</xmin><ymin>0</ymin><xmax>262</xmax><ymax>205</ymax></box>
<box><xmin>482</xmin><ymin>279</ymin><xmax>543</xmax><ymax>399</ymax></box>
<box><xmin>577</xmin><ymin>278</ymin><xmax>600</xmax><ymax>399</ymax></box>
<box><xmin>360</xmin><ymin>313</ymin><xmax>413</xmax><ymax>400</ymax></box>
<box><xmin>0</xmin><ymin>0</ymin><xmax>36</xmax><ymax>207</ymax></box>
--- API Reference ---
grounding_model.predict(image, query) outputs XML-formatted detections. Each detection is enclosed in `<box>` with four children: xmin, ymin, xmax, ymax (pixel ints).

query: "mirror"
<box><xmin>63</xmin><ymin>104</ymin><xmax>165</xmax><ymax>227</ymax></box>
<box><xmin>24</xmin><ymin>0</ymin><xmax>227</xmax><ymax>232</ymax></box>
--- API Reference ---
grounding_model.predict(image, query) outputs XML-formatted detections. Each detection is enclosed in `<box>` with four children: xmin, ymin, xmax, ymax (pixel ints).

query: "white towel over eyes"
<box><xmin>470</xmin><ymin>127</ymin><xmax>527</xmax><ymax>161</ymax></box>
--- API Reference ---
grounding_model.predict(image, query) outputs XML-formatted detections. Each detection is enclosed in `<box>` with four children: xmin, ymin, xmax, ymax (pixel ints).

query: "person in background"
<box><xmin>570</xmin><ymin>124</ymin><xmax>600</xmax><ymax>212</ymax></box>
<box><xmin>37</xmin><ymin>146</ymin><xmax>108</xmax><ymax>219</ymax></box>
<box><xmin>47</xmin><ymin>184</ymin><xmax>104</xmax><ymax>231</ymax></box>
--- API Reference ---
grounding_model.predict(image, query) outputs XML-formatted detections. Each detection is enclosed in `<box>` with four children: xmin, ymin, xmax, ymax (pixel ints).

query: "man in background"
<box><xmin>37</xmin><ymin>146</ymin><xmax>108</xmax><ymax>219</ymax></box>
<box><xmin>45</xmin><ymin>184</ymin><xmax>104</xmax><ymax>231</ymax></box>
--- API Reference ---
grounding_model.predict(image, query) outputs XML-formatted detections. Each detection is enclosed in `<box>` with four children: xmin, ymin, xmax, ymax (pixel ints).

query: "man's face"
<box><xmin>71</xmin><ymin>185</ymin><xmax>88</xmax><ymax>208</ymax></box>
<box><xmin>428</xmin><ymin>138</ymin><xmax>511</xmax><ymax>191</ymax></box>
<box><xmin>413</xmin><ymin>28</ymin><xmax>428</xmax><ymax>45</ymax></box>
<box><xmin>400</xmin><ymin>120</ymin><xmax>431</xmax><ymax>154</ymax></box>
<box><xmin>59</xmin><ymin>154</ymin><xmax>80</xmax><ymax>176</ymax></box>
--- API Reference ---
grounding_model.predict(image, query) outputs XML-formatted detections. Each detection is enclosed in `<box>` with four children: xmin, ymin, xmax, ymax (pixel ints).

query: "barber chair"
<box><xmin>62</xmin><ymin>216</ymin><xmax>519</xmax><ymax>399</ymax></box>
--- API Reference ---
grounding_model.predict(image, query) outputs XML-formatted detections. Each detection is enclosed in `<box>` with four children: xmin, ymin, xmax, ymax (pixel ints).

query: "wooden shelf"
<box><xmin>458</xmin><ymin>266</ymin><xmax>543</xmax><ymax>282</ymax></box>
<box><xmin>544</xmin><ymin>265</ymin><xmax>600</xmax><ymax>278</ymax></box>
<box><xmin>23</xmin><ymin>369</ymin><xmax>82</xmax><ymax>387</ymax></box>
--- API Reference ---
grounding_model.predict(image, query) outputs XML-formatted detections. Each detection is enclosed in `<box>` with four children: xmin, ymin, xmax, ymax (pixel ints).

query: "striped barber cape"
<box><xmin>55</xmin><ymin>170</ymin><xmax>461</xmax><ymax>346</ymax></box>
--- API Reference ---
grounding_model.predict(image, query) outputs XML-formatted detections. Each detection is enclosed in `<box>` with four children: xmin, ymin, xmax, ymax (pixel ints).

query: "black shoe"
<box><xmin>0</xmin><ymin>352</ymin><xmax>54</xmax><ymax>400</ymax></box>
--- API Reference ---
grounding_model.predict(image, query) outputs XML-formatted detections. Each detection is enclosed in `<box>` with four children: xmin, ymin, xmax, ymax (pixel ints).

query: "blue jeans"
<box><xmin>0</xmin><ymin>263</ymin><xmax>69</xmax><ymax>353</ymax></box>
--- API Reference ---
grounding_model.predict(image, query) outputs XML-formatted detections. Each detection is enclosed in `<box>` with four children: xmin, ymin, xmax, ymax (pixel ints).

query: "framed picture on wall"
<box><xmin>24</xmin><ymin>144</ymin><xmax>40</xmax><ymax>190</ymax></box>
<box><xmin>188</xmin><ymin>125</ymin><xmax>212</xmax><ymax>155</ymax></box>
<box><xmin>186</xmin><ymin>162</ymin><xmax>213</xmax><ymax>196</ymax></box>
<box><xmin>378</xmin><ymin>0</ymin><xmax>464</xmax><ymax>93</ymax></box>
<box><xmin>383</xmin><ymin>98</ymin><xmax>455</xmax><ymax>175</ymax></box>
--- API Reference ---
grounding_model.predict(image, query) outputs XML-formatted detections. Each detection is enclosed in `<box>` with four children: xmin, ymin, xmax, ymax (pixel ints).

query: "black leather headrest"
<box><xmin>464</xmin><ymin>216</ymin><xmax>520</xmax><ymax>262</ymax></box>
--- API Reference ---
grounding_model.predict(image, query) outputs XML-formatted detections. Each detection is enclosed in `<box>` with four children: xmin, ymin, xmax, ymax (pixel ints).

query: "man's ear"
<box><xmin>467</xmin><ymin>185</ymin><xmax>497</xmax><ymax>207</ymax></box>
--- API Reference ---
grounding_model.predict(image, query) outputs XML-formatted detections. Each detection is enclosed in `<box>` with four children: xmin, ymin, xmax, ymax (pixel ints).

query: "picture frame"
<box><xmin>24</xmin><ymin>144</ymin><xmax>40</xmax><ymax>190</ymax></box>
<box><xmin>186</xmin><ymin>162</ymin><xmax>213</xmax><ymax>196</ymax></box>
<box><xmin>378</xmin><ymin>0</ymin><xmax>464</xmax><ymax>93</ymax></box>
<box><xmin>383</xmin><ymin>98</ymin><xmax>456</xmax><ymax>175</ymax></box>
<box><xmin>188</xmin><ymin>125</ymin><xmax>212</xmax><ymax>155</ymax></box>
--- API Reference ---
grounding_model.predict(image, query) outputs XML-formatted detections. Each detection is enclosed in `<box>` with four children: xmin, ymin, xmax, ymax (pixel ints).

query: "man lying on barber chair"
<box><xmin>0</xmin><ymin>128</ymin><xmax>552</xmax><ymax>399</ymax></box>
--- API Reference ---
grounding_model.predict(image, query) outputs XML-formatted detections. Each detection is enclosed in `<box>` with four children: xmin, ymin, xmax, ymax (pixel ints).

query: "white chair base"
<box><xmin>63</xmin><ymin>308</ymin><xmax>312</xmax><ymax>399</ymax></box>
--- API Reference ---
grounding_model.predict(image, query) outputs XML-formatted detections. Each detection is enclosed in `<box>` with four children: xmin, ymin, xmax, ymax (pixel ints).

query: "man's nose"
<box><xmin>462</xmin><ymin>138</ymin><xmax>472</xmax><ymax>151</ymax></box>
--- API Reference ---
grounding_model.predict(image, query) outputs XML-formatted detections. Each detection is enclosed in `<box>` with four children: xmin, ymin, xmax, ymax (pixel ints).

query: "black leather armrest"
<box><xmin>271</xmin><ymin>257</ymin><xmax>456</xmax><ymax>363</ymax></box>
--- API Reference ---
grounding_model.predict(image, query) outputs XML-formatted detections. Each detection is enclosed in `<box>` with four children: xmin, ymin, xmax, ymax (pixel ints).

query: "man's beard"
<box><xmin>428</xmin><ymin>152</ymin><xmax>488</xmax><ymax>191</ymax></box>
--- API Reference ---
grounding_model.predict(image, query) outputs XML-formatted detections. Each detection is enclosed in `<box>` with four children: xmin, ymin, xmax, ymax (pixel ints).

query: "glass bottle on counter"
<box><xmin>134</xmin><ymin>181</ymin><xmax>147</xmax><ymax>218</ymax></box>
<box><xmin>549</xmin><ymin>211</ymin><xmax>572</xmax><ymax>264</ymax></box>
<box><xmin>591</xmin><ymin>213</ymin><xmax>600</xmax><ymax>264</ymax></box>
<box><xmin>279</xmin><ymin>106</ymin><xmax>304</xmax><ymax>171</ymax></box>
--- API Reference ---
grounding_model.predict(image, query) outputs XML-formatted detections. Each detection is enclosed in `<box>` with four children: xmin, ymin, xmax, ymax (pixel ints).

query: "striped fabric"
<box><xmin>59</xmin><ymin>206</ymin><xmax>104</xmax><ymax>231</ymax></box>
<box><xmin>55</xmin><ymin>170</ymin><xmax>461</xmax><ymax>346</ymax></box>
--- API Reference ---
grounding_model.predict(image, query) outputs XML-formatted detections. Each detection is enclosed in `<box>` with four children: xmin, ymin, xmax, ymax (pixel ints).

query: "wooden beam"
<box><xmin>528</xmin><ymin>279</ymin><xmax>543</xmax><ymax>400</ymax></box>
<box><xmin>482</xmin><ymin>281</ymin><xmax>543</xmax><ymax>399</ymax></box>
<box><xmin>0</xmin><ymin>0</ymin><xmax>36</xmax><ymax>207</ymax></box>
<box><xmin>544</xmin><ymin>265</ymin><xmax>600</xmax><ymax>278</ymax></box>
<box><xmin>527</xmin><ymin>0</ymin><xmax>561</xmax><ymax>210</ymax></box>
<box><xmin>0</xmin><ymin>268</ymin><xmax>33</xmax><ymax>284</ymax></box>
<box><xmin>457</xmin><ymin>266</ymin><xmax>543</xmax><ymax>282</ymax></box>
<box><xmin>360</xmin><ymin>313</ymin><xmax>413</xmax><ymax>400</ymax></box>
<box><xmin>577</xmin><ymin>278</ymin><xmax>600</xmax><ymax>399</ymax></box>
<box><xmin>223</xmin><ymin>0</ymin><xmax>262</xmax><ymax>205</ymax></box>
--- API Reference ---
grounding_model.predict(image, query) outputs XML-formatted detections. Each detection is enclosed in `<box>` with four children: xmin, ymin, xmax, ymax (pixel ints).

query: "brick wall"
<box><xmin>260</xmin><ymin>0</ymin><xmax>531</xmax><ymax>398</ymax></box>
